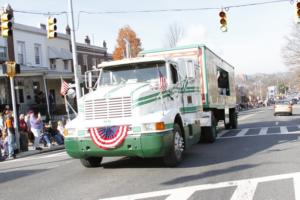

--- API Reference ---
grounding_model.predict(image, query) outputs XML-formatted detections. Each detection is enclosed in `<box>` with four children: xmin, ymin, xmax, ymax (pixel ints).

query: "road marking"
<box><xmin>236</xmin><ymin>128</ymin><xmax>249</xmax><ymax>137</ymax></box>
<box><xmin>259</xmin><ymin>127</ymin><xmax>268</xmax><ymax>135</ymax></box>
<box><xmin>238</xmin><ymin>113</ymin><xmax>256</xmax><ymax>121</ymax></box>
<box><xmin>280</xmin><ymin>126</ymin><xmax>288</xmax><ymax>134</ymax></box>
<box><xmin>100</xmin><ymin>172</ymin><xmax>300</xmax><ymax>200</ymax></box>
<box><xmin>294</xmin><ymin>174</ymin><xmax>300</xmax><ymax>200</ymax></box>
<box><xmin>217</xmin><ymin>130</ymin><xmax>229</xmax><ymax>138</ymax></box>
<box><xmin>3</xmin><ymin>152</ymin><xmax>68</xmax><ymax>163</ymax></box>
<box><xmin>230</xmin><ymin>180</ymin><xmax>257</xmax><ymax>200</ymax></box>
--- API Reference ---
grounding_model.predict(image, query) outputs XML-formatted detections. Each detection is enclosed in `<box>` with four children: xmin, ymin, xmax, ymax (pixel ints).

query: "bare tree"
<box><xmin>282</xmin><ymin>24</ymin><xmax>300</xmax><ymax>69</ymax></box>
<box><xmin>164</xmin><ymin>22</ymin><xmax>184</xmax><ymax>48</ymax></box>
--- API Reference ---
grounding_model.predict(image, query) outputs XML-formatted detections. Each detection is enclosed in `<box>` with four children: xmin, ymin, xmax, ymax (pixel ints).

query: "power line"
<box><xmin>13</xmin><ymin>0</ymin><xmax>292</xmax><ymax>16</ymax></box>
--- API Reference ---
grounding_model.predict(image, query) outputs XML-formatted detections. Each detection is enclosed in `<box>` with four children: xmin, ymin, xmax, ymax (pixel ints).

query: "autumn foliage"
<box><xmin>112</xmin><ymin>26</ymin><xmax>142</xmax><ymax>60</ymax></box>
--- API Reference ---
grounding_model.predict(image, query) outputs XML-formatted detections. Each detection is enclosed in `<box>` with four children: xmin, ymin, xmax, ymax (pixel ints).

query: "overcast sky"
<box><xmin>0</xmin><ymin>0</ymin><xmax>296</xmax><ymax>74</ymax></box>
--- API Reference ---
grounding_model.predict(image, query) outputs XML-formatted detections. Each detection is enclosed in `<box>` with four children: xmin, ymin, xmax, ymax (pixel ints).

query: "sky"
<box><xmin>0</xmin><ymin>0</ymin><xmax>296</xmax><ymax>74</ymax></box>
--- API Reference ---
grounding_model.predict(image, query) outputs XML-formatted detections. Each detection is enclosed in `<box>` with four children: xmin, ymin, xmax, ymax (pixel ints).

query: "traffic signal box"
<box><xmin>219</xmin><ymin>10</ymin><xmax>227</xmax><ymax>32</ymax></box>
<box><xmin>47</xmin><ymin>17</ymin><xmax>57</xmax><ymax>39</ymax></box>
<box><xmin>295</xmin><ymin>2</ymin><xmax>300</xmax><ymax>24</ymax></box>
<box><xmin>1</xmin><ymin>12</ymin><xmax>13</xmax><ymax>38</ymax></box>
<box><xmin>2</xmin><ymin>61</ymin><xmax>20</xmax><ymax>77</ymax></box>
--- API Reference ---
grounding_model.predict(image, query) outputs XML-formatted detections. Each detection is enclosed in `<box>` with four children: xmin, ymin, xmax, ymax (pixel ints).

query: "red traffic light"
<box><xmin>219</xmin><ymin>11</ymin><xmax>226</xmax><ymax>18</ymax></box>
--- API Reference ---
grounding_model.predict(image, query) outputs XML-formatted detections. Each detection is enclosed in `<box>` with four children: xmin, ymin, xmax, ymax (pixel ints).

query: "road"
<box><xmin>1</xmin><ymin>105</ymin><xmax>300</xmax><ymax>200</ymax></box>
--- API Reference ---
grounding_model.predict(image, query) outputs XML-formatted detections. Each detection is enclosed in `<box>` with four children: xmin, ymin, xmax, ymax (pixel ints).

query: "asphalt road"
<box><xmin>1</xmin><ymin>105</ymin><xmax>300</xmax><ymax>200</ymax></box>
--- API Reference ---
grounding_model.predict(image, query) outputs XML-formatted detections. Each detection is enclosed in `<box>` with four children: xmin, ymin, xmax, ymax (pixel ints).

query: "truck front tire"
<box><xmin>80</xmin><ymin>157</ymin><xmax>103</xmax><ymax>168</ymax></box>
<box><xmin>163</xmin><ymin>124</ymin><xmax>184</xmax><ymax>167</ymax></box>
<box><xmin>230</xmin><ymin>109</ymin><xmax>238</xmax><ymax>129</ymax></box>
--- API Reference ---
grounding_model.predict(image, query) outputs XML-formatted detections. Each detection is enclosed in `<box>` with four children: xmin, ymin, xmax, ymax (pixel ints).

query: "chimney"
<box><xmin>103</xmin><ymin>40</ymin><xmax>107</xmax><ymax>48</ymax></box>
<box><xmin>65</xmin><ymin>25</ymin><xmax>71</xmax><ymax>35</ymax></box>
<box><xmin>85</xmin><ymin>36</ymin><xmax>90</xmax><ymax>45</ymax></box>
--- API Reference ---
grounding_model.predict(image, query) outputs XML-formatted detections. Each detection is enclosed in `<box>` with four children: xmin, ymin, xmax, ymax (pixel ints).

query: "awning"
<box><xmin>48</xmin><ymin>47</ymin><xmax>72</xmax><ymax>60</ymax></box>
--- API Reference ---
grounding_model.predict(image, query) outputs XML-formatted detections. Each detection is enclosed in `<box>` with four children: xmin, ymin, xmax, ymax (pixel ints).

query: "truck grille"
<box><xmin>84</xmin><ymin>97</ymin><xmax>132</xmax><ymax>120</ymax></box>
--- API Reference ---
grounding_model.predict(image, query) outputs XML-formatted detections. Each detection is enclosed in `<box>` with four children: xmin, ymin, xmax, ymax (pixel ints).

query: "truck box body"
<box><xmin>141</xmin><ymin>44</ymin><xmax>236</xmax><ymax>110</ymax></box>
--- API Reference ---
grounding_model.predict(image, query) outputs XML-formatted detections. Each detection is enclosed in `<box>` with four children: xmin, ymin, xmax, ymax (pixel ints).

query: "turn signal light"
<box><xmin>155</xmin><ymin>122</ymin><xmax>165</xmax><ymax>130</ymax></box>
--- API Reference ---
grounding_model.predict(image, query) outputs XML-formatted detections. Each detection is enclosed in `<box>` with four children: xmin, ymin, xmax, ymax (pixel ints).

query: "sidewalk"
<box><xmin>15</xmin><ymin>144</ymin><xmax>65</xmax><ymax>159</ymax></box>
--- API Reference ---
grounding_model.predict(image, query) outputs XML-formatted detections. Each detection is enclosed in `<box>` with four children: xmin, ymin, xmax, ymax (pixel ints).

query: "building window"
<box><xmin>34</xmin><ymin>44</ymin><xmax>42</xmax><ymax>65</ymax></box>
<box><xmin>0</xmin><ymin>46</ymin><xmax>7</xmax><ymax>61</ymax></box>
<box><xmin>64</xmin><ymin>60</ymin><xmax>68</xmax><ymax>70</ymax></box>
<box><xmin>50</xmin><ymin>59</ymin><xmax>56</xmax><ymax>70</ymax></box>
<box><xmin>83</xmin><ymin>54</ymin><xmax>88</xmax><ymax>66</ymax></box>
<box><xmin>17</xmin><ymin>41</ymin><xmax>26</xmax><ymax>65</ymax></box>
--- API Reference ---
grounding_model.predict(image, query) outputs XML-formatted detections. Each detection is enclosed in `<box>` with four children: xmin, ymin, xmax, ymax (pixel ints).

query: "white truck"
<box><xmin>64</xmin><ymin>44</ymin><xmax>237</xmax><ymax>167</ymax></box>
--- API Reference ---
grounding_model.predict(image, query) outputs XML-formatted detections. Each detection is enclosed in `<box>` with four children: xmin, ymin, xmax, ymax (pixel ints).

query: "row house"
<box><xmin>0</xmin><ymin>23</ymin><xmax>73</xmax><ymax>116</ymax></box>
<box><xmin>0</xmin><ymin>23</ymin><xmax>112</xmax><ymax>117</ymax></box>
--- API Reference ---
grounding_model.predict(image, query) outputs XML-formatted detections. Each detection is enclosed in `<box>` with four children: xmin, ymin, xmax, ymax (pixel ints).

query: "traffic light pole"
<box><xmin>68</xmin><ymin>0</ymin><xmax>81</xmax><ymax>109</ymax></box>
<box><xmin>9</xmin><ymin>75</ymin><xmax>20</xmax><ymax>150</ymax></box>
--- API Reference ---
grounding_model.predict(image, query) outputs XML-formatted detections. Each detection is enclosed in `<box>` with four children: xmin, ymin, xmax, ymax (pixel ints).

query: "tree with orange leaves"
<box><xmin>112</xmin><ymin>26</ymin><xmax>142</xmax><ymax>60</ymax></box>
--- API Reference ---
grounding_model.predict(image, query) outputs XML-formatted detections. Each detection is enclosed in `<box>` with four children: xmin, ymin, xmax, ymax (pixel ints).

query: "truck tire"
<box><xmin>163</xmin><ymin>124</ymin><xmax>184</xmax><ymax>167</ymax></box>
<box><xmin>80</xmin><ymin>157</ymin><xmax>103</xmax><ymax>168</ymax></box>
<box><xmin>201</xmin><ymin>115</ymin><xmax>217</xmax><ymax>143</ymax></box>
<box><xmin>230</xmin><ymin>110</ymin><xmax>238</xmax><ymax>129</ymax></box>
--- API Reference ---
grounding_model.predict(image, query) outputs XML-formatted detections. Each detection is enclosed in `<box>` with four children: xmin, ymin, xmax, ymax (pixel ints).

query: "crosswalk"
<box><xmin>218</xmin><ymin>125</ymin><xmax>300</xmax><ymax>139</ymax></box>
<box><xmin>100</xmin><ymin>172</ymin><xmax>300</xmax><ymax>200</ymax></box>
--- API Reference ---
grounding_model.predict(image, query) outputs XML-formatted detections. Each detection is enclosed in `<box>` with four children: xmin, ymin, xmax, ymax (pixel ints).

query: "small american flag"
<box><xmin>159</xmin><ymin>70</ymin><xmax>167</xmax><ymax>91</ymax></box>
<box><xmin>60</xmin><ymin>80</ymin><xmax>69</xmax><ymax>96</ymax></box>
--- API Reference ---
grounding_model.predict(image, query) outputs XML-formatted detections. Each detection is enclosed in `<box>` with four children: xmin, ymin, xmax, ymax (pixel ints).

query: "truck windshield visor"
<box><xmin>99</xmin><ymin>61</ymin><xmax>166</xmax><ymax>85</ymax></box>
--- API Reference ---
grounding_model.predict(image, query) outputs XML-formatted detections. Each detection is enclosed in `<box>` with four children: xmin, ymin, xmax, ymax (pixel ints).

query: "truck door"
<box><xmin>169</xmin><ymin>63</ymin><xmax>182</xmax><ymax>110</ymax></box>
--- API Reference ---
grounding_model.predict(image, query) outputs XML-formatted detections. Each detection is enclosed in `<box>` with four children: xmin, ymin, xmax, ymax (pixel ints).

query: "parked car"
<box><xmin>274</xmin><ymin>100</ymin><xmax>292</xmax><ymax>116</ymax></box>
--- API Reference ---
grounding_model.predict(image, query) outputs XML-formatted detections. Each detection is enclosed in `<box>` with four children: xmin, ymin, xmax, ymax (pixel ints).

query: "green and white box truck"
<box><xmin>64</xmin><ymin>44</ymin><xmax>237</xmax><ymax>167</ymax></box>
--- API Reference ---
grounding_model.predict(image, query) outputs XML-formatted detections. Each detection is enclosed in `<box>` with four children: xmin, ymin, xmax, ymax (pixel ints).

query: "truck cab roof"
<box><xmin>97</xmin><ymin>57</ymin><xmax>170</xmax><ymax>69</ymax></box>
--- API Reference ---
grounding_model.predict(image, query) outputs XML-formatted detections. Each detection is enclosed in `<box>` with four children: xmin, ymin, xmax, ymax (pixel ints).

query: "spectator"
<box><xmin>30</xmin><ymin>110</ymin><xmax>44</xmax><ymax>150</ymax></box>
<box><xmin>25</xmin><ymin>111</ymin><xmax>34</xmax><ymax>144</ymax></box>
<box><xmin>0</xmin><ymin>131</ymin><xmax>4</xmax><ymax>160</ymax></box>
<box><xmin>4</xmin><ymin>111</ymin><xmax>15</xmax><ymax>159</ymax></box>
<box><xmin>45</xmin><ymin>121</ymin><xmax>63</xmax><ymax>145</ymax></box>
<box><xmin>57</xmin><ymin>120</ymin><xmax>65</xmax><ymax>139</ymax></box>
<box><xmin>2</xmin><ymin>131</ymin><xmax>8</xmax><ymax>158</ymax></box>
<box><xmin>0</xmin><ymin>113</ymin><xmax>4</xmax><ymax>132</ymax></box>
<box><xmin>19</xmin><ymin>114</ymin><xmax>29</xmax><ymax>151</ymax></box>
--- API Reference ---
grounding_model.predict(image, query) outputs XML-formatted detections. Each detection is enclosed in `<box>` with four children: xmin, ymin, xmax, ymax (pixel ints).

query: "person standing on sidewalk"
<box><xmin>19</xmin><ymin>114</ymin><xmax>29</xmax><ymax>151</ymax></box>
<box><xmin>4</xmin><ymin>111</ymin><xmax>15</xmax><ymax>159</ymax></box>
<box><xmin>30</xmin><ymin>110</ymin><xmax>43</xmax><ymax>150</ymax></box>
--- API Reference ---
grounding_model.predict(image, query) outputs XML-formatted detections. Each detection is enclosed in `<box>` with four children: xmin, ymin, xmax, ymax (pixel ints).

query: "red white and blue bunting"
<box><xmin>88</xmin><ymin>126</ymin><xmax>128</xmax><ymax>149</ymax></box>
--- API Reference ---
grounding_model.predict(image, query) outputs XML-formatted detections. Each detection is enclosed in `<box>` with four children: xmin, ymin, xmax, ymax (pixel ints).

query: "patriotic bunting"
<box><xmin>88</xmin><ymin>126</ymin><xmax>128</xmax><ymax>149</ymax></box>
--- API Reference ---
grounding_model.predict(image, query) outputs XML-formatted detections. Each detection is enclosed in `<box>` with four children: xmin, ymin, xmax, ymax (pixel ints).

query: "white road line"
<box><xmin>3</xmin><ymin>152</ymin><xmax>68</xmax><ymax>163</ymax></box>
<box><xmin>219</xmin><ymin>131</ymin><xmax>300</xmax><ymax>139</ymax></box>
<box><xmin>218</xmin><ymin>130</ymin><xmax>229</xmax><ymax>138</ymax></box>
<box><xmin>236</xmin><ymin>128</ymin><xmax>249</xmax><ymax>137</ymax></box>
<box><xmin>280</xmin><ymin>126</ymin><xmax>288</xmax><ymax>134</ymax></box>
<box><xmin>238</xmin><ymin>113</ymin><xmax>256</xmax><ymax>121</ymax></box>
<box><xmin>259</xmin><ymin>127</ymin><xmax>268</xmax><ymax>135</ymax></box>
<box><xmin>230</xmin><ymin>181</ymin><xmax>257</xmax><ymax>200</ymax></box>
<box><xmin>294</xmin><ymin>174</ymin><xmax>300</xmax><ymax>200</ymax></box>
<box><xmin>100</xmin><ymin>172</ymin><xmax>300</xmax><ymax>200</ymax></box>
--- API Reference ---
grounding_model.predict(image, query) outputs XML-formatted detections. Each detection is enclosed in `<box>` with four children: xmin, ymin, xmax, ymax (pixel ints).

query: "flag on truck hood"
<box><xmin>88</xmin><ymin>126</ymin><xmax>128</xmax><ymax>149</ymax></box>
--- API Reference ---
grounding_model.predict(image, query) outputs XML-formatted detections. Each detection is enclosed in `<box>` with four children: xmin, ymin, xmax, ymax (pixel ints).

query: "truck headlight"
<box><xmin>143</xmin><ymin>122</ymin><xmax>165</xmax><ymax>131</ymax></box>
<box><xmin>65</xmin><ymin>128</ymin><xmax>76</xmax><ymax>136</ymax></box>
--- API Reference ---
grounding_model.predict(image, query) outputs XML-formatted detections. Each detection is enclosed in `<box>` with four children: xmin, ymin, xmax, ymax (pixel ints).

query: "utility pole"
<box><xmin>124</xmin><ymin>37</ymin><xmax>130</xmax><ymax>58</ymax></box>
<box><xmin>68</xmin><ymin>0</ymin><xmax>81</xmax><ymax>109</ymax></box>
<box><xmin>2</xmin><ymin>5</ymin><xmax>20</xmax><ymax>151</ymax></box>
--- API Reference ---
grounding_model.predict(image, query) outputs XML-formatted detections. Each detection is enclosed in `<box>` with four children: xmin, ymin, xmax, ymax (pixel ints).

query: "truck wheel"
<box><xmin>230</xmin><ymin>112</ymin><xmax>238</xmax><ymax>129</ymax></box>
<box><xmin>80</xmin><ymin>157</ymin><xmax>103</xmax><ymax>168</ymax></box>
<box><xmin>201</xmin><ymin>115</ymin><xmax>217</xmax><ymax>143</ymax></box>
<box><xmin>163</xmin><ymin>124</ymin><xmax>184</xmax><ymax>167</ymax></box>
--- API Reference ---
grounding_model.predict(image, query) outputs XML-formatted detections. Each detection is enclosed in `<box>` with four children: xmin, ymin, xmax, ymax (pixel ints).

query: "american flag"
<box><xmin>88</xmin><ymin>126</ymin><xmax>128</xmax><ymax>149</ymax></box>
<box><xmin>159</xmin><ymin>70</ymin><xmax>167</xmax><ymax>91</ymax></box>
<box><xmin>60</xmin><ymin>80</ymin><xmax>69</xmax><ymax>96</ymax></box>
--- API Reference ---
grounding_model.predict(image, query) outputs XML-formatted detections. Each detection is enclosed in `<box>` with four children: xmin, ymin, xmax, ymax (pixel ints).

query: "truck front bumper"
<box><xmin>65</xmin><ymin>130</ymin><xmax>173</xmax><ymax>159</ymax></box>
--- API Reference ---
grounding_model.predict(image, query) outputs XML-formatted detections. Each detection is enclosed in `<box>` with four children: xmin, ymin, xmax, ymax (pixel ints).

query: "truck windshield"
<box><xmin>99</xmin><ymin>61</ymin><xmax>166</xmax><ymax>85</ymax></box>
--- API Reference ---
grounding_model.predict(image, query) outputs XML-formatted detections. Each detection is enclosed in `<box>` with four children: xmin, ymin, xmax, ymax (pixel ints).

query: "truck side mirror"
<box><xmin>85</xmin><ymin>71</ymin><xmax>93</xmax><ymax>89</ymax></box>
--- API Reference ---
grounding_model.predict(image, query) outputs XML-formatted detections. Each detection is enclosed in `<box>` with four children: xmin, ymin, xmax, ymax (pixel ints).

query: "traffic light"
<box><xmin>4</xmin><ymin>61</ymin><xmax>21</xmax><ymax>77</ymax></box>
<box><xmin>295</xmin><ymin>2</ymin><xmax>300</xmax><ymax>24</ymax></box>
<box><xmin>1</xmin><ymin>12</ymin><xmax>13</xmax><ymax>38</ymax></box>
<box><xmin>47</xmin><ymin>17</ymin><xmax>57</xmax><ymax>39</ymax></box>
<box><xmin>219</xmin><ymin>10</ymin><xmax>227</xmax><ymax>32</ymax></box>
